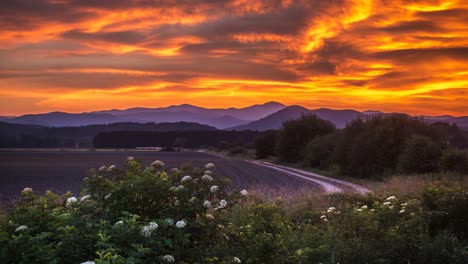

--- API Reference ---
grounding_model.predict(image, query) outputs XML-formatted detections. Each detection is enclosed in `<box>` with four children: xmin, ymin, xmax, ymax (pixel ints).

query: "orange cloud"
<box><xmin>0</xmin><ymin>0</ymin><xmax>467</xmax><ymax>116</ymax></box>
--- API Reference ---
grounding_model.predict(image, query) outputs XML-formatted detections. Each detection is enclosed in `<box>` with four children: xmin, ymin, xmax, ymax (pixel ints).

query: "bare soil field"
<box><xmin>0</xmin><ymin>149</ymin><xmax>321</xmax><ymax>203</ymax></box>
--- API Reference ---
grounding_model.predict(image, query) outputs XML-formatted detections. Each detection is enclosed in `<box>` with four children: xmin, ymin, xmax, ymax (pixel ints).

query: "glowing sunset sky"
<box><xmin>0</xmin><ymin>0</ymin><xmax>467</xmax><ymax>116</ymax></box>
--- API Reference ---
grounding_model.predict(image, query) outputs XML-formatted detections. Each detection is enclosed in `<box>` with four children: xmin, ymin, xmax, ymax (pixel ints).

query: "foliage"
<box><xmin>397</xmin><ymin>135</ymin><xmax>443</xmax><ymax>174</ymax></box>
<box><xmin>276</xmin><ymin>114</ymin><xmax>335</xmax><ymax>162</ymax></box>
<box><xmin>1</xmin><ymin>162</ymin><xmax>467</xmax><ymax>264</ymax></box>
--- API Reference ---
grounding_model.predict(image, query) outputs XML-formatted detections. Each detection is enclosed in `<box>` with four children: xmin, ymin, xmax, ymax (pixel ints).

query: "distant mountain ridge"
<box><xmin>230</xmin><ymin>106</ymin><xmax>364</xmax><ymax>130</ymax></box>
<box><xmin>3</xmin><ymin>102</ymin><xmax>285</xmax><ymax>129</ymax></box>
<box><xmin>2</xmin><ymin>102</ymin><xmax>467</xmax><ymax>130</ymax></box>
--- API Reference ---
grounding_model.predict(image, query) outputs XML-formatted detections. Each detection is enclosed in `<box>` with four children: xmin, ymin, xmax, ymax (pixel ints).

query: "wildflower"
<box><xmin>15</xmin><ymin>225</ymin><xmax>28</xmax><ymax>232</ymax></box>
<box><xmin>165</xmin><ymin>218</ymin><xmax>174</xmax><ymax>226</ymax></box>
<box><xmin>99</xmin><ymin>165</ymin><xmax>107</xmax><ymax>172</ymax></box>
<box><xmin>104</xmin><ymin>193</ymin><xmax>112</xmax><ymax>200</ymax></box>
<box><xmin>189</xmin><ymin>197</ymin><xmax>197</xmax><ymax>203</ymax></box>
<box><xmin>201</xmin><ymin>175</ymin><xmax>213</xmax><ymax>181</ymax></box>
<box><xmin>140</xmin><ymin>226</ymin><xmax>152</xmax><ymax>237</ymax></box>
<box><xmin>399</xmin><ymin>209</ymin><xmax>405</xmax><ymax>214</ymax></box>
<box><xmin>80</xmin><ymin>195</ymin><xmax>91</xmax><ymax>203</ymax></box>
<box><xmin>327</xmin><ymin>207</ymin><xmax>336</xmax><ymax>213</ymax></box>
<box><xmin>175</xmin><ymin>185</ymin><xmax>185</xmax><ymax>192</ymax></box>
<box><xmin>148</xmin><ymin>222</ymin><xmax>158</xmax><ymax>231</ymax></box>
<box><xmin>169</xmin><ymin>168</ymin><xmax>179</xmax><ymax>174</ymax></box>
<box><xmin>389</xmin><ymin>205</ymin><xmax>394</xmax><ymax>210</ymax></box>
<box><xmin>151</xmin><ymin>160</ymin><xmax>165</xmax><ymax>168</ymax></box>
<box><xmin>383</xmin><ymin>201</ymin><xmax>391</xmax><ymax>206</ymax></box>
<box><xmin>219</xmin><ymin>199</ymin><xmax>228</xmax><ymax>209</ymax></box>
<box><xmin>370</xmin><ymin>209</ymin><xmax>375</xmax><ymax>212</ymax></box>
<box><xmin>174</xmin><ymin>199</ymin><xmax>180</xmax><ymax>206</ymax></box>
<box><xmin>210</xmin><ymin>185</ymin><xmax>219</xmax><ymax>193</ymax></box>
<box><xmin>176</xmin><ymin>220</ymin><xmax>186</xmax><ymax>228</ymax></box>
<box><xmin>361</xmin><ymin>205</ymin><xmax>368</xmax><ymax>209</ymax></box>
<box><xmin>181</xmin><ymin>175</ymin><xmax>192</xmax><ymax>183</ymax></box>
<box><xmin>204</xmin><ymin>170</ymin><xmax>213</xmax><ymax>175</ymax></box>
<box><xmin>203</xmin><ymin>200</ymin><xmax>212</xmax><ymax>208</ymax></box>
<box><xmin>162</xmin><ymin>255</ymin><xmax>175</xmax><ymax>263</ymax></box>
<box><xmin>320</xmin><ymin>215</ymin><xmax>327</xmax><ymax>220</ymax></box>
<box><xmin>115</xmin><ymin>220</ymin><xmax>124</xmax><ymax>226</ymax></box>
<box><xmin>240</xmin><ymin>189</ymin><xmax>248</xmax><ymax>196</ymax></box>
<box><xmin>107</xmin><ymin>165</ymin><xmax>116</xmax><ymax>171</ymax></box>
<box><xmin>206</xmin><ymin>214</ymin><xmax>215</xmax><ymax>220</ymax></box>
<box><xmin>386</xmin><ymin>196</ymin><xmax>396</xmax><ymax>201</ymax></box>
<box><xmin>21</xmin><ymin>187</ymin><xmax>33</xmax><ymax>194</ymax></box>
<box><xmin>401</xmin><ymin>202</ymin><xmax>408</xmax><ymax>207</ymax></box>
<box><xmin>233</xmin><ymin>257</ymin><xmax>242</xmax><ymax>263</ymax></box>
<box><xmin>127</xmin><ymin>156</ymin><xmax>134</xmax><ymax>162</ymax></box>
<box><xmin>169</xmin><ymin>186</ymin><xmax>177</xmax><ymax>192</ymax></box>
<box><xmin>81</xmin><ymin>261</ymin><xmax>96</xmax><ymax>264</ymax></box>
<box><xmin>356</xmin><ymin>208</ymin><xmax>362</xmax><ymax>212</ymax></box>
<box><xmin>205</xmin><ymin>163</ymin><xmax>215</xmax><ymax>170</ymax></box>
<box><xmin>66</xmin><ymin>197</ymin><xmax>78</xmax><ymax>207</ymax></box>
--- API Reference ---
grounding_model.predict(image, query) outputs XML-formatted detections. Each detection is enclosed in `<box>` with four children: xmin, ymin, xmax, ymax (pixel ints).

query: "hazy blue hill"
<box><xmin>2</xmin><ymin>102</ymin><xmax>285</xmax><ymax>129</ymax></box>
<box><xmin>312</xmin><ymin>108</ymin><xmax>364</xmax><ymax>128</ymax></box>
<box><xmin>230</xmin><ymin>105</ymin><xmax>310</xmax><ymax>131</ymax></box>
<box><xmin>6</xmin><ymin>112</ymin><xmax>124</xmax><ymax>127</ymax></box>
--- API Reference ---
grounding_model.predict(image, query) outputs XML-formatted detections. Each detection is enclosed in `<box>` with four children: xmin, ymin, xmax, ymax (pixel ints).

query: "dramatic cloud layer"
<box><xmin>0</xmin><ymin>0</ymin><xmax>467</xmax><ymax>115</ymax></box>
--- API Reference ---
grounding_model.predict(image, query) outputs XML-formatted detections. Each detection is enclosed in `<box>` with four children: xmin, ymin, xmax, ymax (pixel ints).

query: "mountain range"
<box><xmin>2</xmin><ymin>102</ymin><xmax>467</xmax><ymax>130</ymax></box>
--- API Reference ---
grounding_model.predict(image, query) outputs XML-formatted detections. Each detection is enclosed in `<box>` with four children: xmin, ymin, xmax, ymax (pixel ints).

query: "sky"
<box><xmin>0</xmin><ymin>0</ymin><xmax>467</xmax><ymax>116</ymax></box>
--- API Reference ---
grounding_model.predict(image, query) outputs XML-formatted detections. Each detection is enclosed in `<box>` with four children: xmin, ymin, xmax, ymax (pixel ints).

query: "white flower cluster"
<box><xmin>201</xmin><ymin>175</ymin><xmax>213</xmax><ymax>182</ymax></box>
<box><xmin>204</xmin><ymin>200</ymin><xmax>212</xmax><ymax>208</ymax></box>
<box><xmin>99</xmin><ymin>165</ymin><xmax>107</xmax><ymax>172</ymax></box>
<box><xmin>176</xmin><ymin>220</ymin><xmax>186</xmax><ymax>228</ymax></box>
<box><xmin>162</xmin><ymin>255</ymin><xmax>175</xmax><ymax>263</ymax></box>
<box><xmin>127</xmin><ymin>156</ymin><xmax>135</xmax><ymax>162</ymax></box>
<box><xmin>233</xmin><ymin>257</ymin><xmax>242</xmax><ymax>263</ymax></box>
<box><xmin>181</xmin><ymin>175</ymin><xmax>192</xmax><ymax>183</ymax></box>
<box><xmin>151</xmin><ymin>160</ymin><xmax>165</xmax><ymax>168</ymax></box>
<box><xmin>240</xmin><ymin>189</ymin><xmax>248</xmax><ymax>196</ymax></box>
<box><xmin>205</xmin><ymin>163</ymin><xmax>215</xmax><ymax>170</ymax></box>
<box><xmin>81</xmin><ymin>261</ymin><xmax>96</xmax><ymax>264</ymax></box>
<box><xmin>107</xmin><ymin>165</ymin><xmax>116</xmax><ymax>172</ymax></box>
<box><xmin>66</xmin><ymin>197</ymin><xmax>78</xmax><ymax>207</ymax></box>
<box><xmin>204</xmin><ymin>170</ymin><xmax>213</xmax><ymax>175</ymax></box>
<box><xmin>80</xmin><ymin>195</ymin><xmax>91</xmax><ymax>203</ymax></box>
<box><xmin>140</xmin><ymin>221</ymin><xmax>159</xmax><ymax>237</ymax></box>
<box><xmin>210</xmin><ymin>185</ymin><xmax>219</xmax><ymax>193</ymax></box>
<box><xmin>15</xmin><ymin>225</ymin><xmax>28</xmax><ymax>232</ymax></box>
<box><xmin>218</xmin><ymin>199</ymin><xmax>228</xmax><ymax>209</ymax></box>
<box><xmin>21</xmin><ymin>187</ymin><xmax>33</xmax><ymax>194</ymax></box>
<box><xmin>399</xmin><ymin>202</ymin><xmax>408</xmax><ymax>214</ymax></box>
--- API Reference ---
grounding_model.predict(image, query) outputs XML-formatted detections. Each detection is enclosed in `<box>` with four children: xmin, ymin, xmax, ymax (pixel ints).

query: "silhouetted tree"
<box><xmin>397</xmin><ymin>135</ymin><xmax>442</xmax><ymax>174</ymax></box>
<box><xmin>255</xmin><ymin>130</ymin><xmax>279</xmax><ymax>159</ymax></box>
<box><xmin>277</xmin><ymin>114</ymin><xmax>335</xmax><ymax>162</ymax></box>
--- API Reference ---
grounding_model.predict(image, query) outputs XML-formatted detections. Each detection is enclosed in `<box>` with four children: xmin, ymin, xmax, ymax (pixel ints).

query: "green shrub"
<box><xmin>398</xmin><ymin>135</ymin><xmax>442</xmax><ymax>174</ymax></box>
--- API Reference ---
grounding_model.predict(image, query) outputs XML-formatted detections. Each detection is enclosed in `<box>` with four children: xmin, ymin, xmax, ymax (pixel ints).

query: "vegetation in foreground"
<box><xmin>1</xmin><ymin>159</ymin><xmax>467</xmax><ymax>264</ymax></box>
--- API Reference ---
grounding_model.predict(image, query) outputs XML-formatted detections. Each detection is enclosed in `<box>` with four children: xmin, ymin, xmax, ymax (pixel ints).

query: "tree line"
<box><xmin>93</xmin><ymin>130</ymin><xmax>260</xmax><ymax>150</ymax></box>
<box><xmin>255</xmin><ymin>114</ymin><xmax>468</xmax><ymax>178</ymax></box>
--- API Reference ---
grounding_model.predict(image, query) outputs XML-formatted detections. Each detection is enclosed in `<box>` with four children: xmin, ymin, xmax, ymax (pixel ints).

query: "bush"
<box><xmin>0</xmin><ymin>160</ymin><xmax>245</xmax><ymax>263</ymax></box>
<box><xmin>397</xmin><ymin>135</ymin><xmax>442</xmax><ymax>174</ymax></box>
<box><xmin>440</xmin><ymin>148</ymin><xmax>468</xmax><ymax>174</ymax></box>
